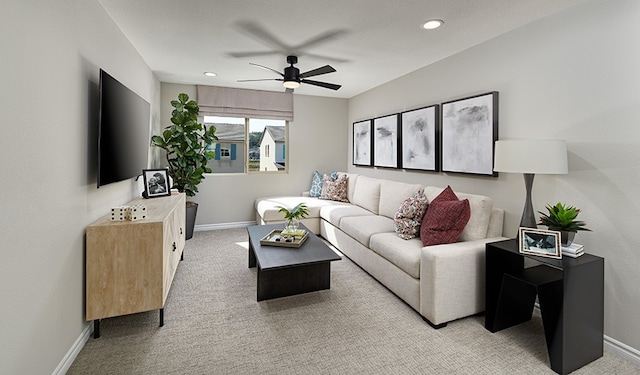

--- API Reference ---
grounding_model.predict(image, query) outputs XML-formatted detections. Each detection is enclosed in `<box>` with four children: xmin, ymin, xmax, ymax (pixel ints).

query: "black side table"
<box><xmin>485</xmin><ymin>239</ymin><xmax>604</xmax><ymax>375</ymax></box>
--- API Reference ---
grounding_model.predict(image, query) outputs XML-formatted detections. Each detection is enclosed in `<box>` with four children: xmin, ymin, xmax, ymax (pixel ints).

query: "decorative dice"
<box><xmin>110</xmin><ymin>206</ymin><xmax>129</xmax><ymax>221</ymax></box>
<box><xmin>125</xmin><ymin>205</ymin><xmax>147</xmax><ymax>221</ymax></box>
<box><xmin>110</xmin><ymin>205</ymin><xmax>147</xmax><ymax>221</ymax></box>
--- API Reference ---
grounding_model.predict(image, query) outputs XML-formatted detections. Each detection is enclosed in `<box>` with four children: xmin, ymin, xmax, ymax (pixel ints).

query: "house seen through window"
<box><xmin>203</xmin><ymin>116</ymin><xmax>287</xmax><ymax>173</ymax></box>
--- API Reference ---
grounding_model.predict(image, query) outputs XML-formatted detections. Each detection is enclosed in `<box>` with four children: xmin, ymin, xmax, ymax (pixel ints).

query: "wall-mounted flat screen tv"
<box><xmin>97</xmin><ymin>69</ymin><xmax>150</xmax><ymax>188</ymax></box>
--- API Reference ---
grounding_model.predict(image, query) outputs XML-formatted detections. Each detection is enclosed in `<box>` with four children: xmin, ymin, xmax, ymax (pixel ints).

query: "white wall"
<box><xmin>0</xmin><ymin>1</ymin><xmax>159</xmax><ymax>373</ymax></box>
<box><xmin>158</xmin><ymin>83</ymin><xmax>349</xmax><ymax>226</ymax></box>
<box><xmin>348</xmin><ymin>0</ymin><xmax>640</xmax><ymax>353</ymax></box>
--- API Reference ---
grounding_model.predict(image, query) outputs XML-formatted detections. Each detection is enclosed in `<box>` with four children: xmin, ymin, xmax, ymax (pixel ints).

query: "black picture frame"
<box><xmin>519</xmin><ymin>227</ymin><xmax>562</xmax><ymax>259</ymax></box>
<box><xmin>373</xmin><ymin>114</ymin><xmax>400</xmax><ymax>168</ymax></box>
<box><xmin>441</xmin><ymin>91</ymin><xmax>498</xmax><ymax>176</ymax></box>
<box><xmin>353</xmin><ymin>119</ymin><xmax>373</xmax><ymax>166</ymax></box>
<box><xmin>143</xmin><ymin>168</ymin><xmax>171</xmax><ymax>198</ymax></box>
<box><xmin>400</xmin><ymin>104</ymin><xmax>439</xmax><ymax>171</ymax></box>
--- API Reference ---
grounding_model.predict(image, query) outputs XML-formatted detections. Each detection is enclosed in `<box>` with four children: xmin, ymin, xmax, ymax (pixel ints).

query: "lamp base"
<box><xmin>519</xmin><ymin>173</ymin><xmax>538</xmax><ymax>229</ymax></box>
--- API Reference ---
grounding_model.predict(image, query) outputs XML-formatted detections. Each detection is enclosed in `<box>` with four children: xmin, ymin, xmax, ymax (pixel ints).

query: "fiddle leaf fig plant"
<box><xmin>538</xmin><ymin>202</ymin><xmax>591</xmax><ymax>232</ymax></box>
<box><xmin>151</xmin><ymin>93</ymin><xmax>217</xmax><ymax>197</ymax></box>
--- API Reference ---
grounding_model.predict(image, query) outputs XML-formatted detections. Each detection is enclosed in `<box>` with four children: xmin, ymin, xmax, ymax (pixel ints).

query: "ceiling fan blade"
<box><xmin>234</xmin><ymin>20</ymin><xmax>291</xmax><ymax>53</ymax></box>
<box><xmin>249</xmin><ymin>63</ymin><xmax>284</xmax><ymax>77</ymax></box>
<box><xmin>299</xmin><ymin>65</ymin><xmax>336</xmax><ymax>79</ymax></box>
<box><xmin>228</xmin><ymin>51</ymin><xmax>279</xmax><ymax>59</ymax></box>
<box><xmin>303</xmin><ymin>53</ymin><xmax>350</xmax><ymax>64</ymax></box>
<box><xmin>237</xmin><ymin>78</ymin><xmax>283</xmax><ymax>82</ymax></box>
<box><xmin>292</xmin><ymin>29</ymin><xmax>348</xmax><ymax>52</ymax></box>
<box><xmin>301</xmin><ymin>79</ymin><xmax>341</xmax><ymax>91</ymax></box>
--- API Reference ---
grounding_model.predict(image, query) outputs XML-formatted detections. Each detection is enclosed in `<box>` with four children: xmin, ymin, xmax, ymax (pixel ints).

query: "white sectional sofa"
<box><xmin>255</xmin><ymin>173</ymin><xmax>506</xmax><ymax>328</ymax></box>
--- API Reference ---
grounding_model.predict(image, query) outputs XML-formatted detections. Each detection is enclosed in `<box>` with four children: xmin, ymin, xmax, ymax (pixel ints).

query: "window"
<box><xmin>204</xmin><ymin>116</ymin><xmax>287</xmax><ymax>174</ymax></box>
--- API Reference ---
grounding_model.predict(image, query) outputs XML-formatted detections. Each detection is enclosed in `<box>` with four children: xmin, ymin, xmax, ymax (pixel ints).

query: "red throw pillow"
<box><xmin>420</xmin><ymin>186</ymin><xmax>471</xmax><ymax>246</ymax></box>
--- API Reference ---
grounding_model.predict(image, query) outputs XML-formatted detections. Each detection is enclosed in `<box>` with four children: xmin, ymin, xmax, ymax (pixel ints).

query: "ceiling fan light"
<box><xmin>203</xmin><ymin>71</ymin><xmax>217</xmax><ymax>77</ymax></box>
<box><xmin>422</xmin><ymin>19</ymin><xmax>444</xmax><ymax>30</ymax></box>
<box><xmin>283</xmin><ymin>80</ymin><xmax>300</xmax><ymax>89</ymax></box>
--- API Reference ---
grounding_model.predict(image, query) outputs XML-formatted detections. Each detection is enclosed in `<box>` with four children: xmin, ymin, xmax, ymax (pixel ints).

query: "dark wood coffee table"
<box><xmin>247</xmin><ymin>224</ymin><xmax>341</xmax><ymax>301</ymax></box>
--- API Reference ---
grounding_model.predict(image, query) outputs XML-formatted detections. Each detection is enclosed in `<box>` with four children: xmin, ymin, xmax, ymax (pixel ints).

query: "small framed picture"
<box><xmin>519</xmin><ymin>227</ymin><xmax>562</xmax><ymax>259</ymax></box>
<box><xmin>143</xmin><ymin>169</ymin><xmax>171</xmax><ymax>198</ymax></box>
<box><xmin>353</xmin><ymin>119</ymin><xmax>373</xmax><ymax>166</ymax></box>
<box><xmin>373</xmin><ymin>114</ymin><xmax>400</xmax><ymax>168</ymax></box>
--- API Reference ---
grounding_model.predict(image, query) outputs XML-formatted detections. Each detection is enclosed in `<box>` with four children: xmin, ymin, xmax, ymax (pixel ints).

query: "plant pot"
<box><xmin>185</xmin><ymin>202</ymin><xmax>198</xmax><ymax>240</ymax></box>
<box><xmin>560</xmin><ymin>231</ymin><xmax>576</xmax><ymax>247</ymax></box>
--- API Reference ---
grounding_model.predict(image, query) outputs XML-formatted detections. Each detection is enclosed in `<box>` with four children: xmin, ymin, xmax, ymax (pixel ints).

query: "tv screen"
<box><xmin>97</xmin><ymin>69</ymin><xmax>151</xmax><ymax>188</ymax></box>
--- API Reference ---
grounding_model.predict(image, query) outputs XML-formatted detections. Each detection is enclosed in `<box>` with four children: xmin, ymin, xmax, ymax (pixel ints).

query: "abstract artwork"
<box><xmin>400</xmin><ymin>105</ymin><xmax>439</xmax><ymax>171</ymax></box>
<box><xmin>441</xmin><ymin>92</ymin><xmax>498</xmax><ymax>176</ymax></box>
<box><xmin>373</xmin><ymin>114</ymin><xmax>399</xmax><ymax>168</ymax></box>
<box><xmin>353</xmin><ymin>119</ymin><xmax>372</xmax><ymax>166</ymax></box>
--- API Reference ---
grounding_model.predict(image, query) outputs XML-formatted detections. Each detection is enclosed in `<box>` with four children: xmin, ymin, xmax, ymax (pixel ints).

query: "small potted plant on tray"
<box><xmin>277</xmin><ymin>203</ymin><xmax>309</xmax><ymax>236</ymax></box>
<box><xmin>538</xmin><ymin>202</ymin><xmax>591</xmax><ymax>246</ymax></box>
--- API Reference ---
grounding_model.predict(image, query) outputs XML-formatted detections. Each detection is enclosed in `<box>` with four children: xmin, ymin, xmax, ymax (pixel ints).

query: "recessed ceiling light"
<box><xmin>422</xmin><ymin>19</ymin><xmax>444</xmax><ymax>30</ymax></box>
<box><xmin>203</xmin><ymin>72</ymin><xmax>217</xmax><ymax>77</ymax></box>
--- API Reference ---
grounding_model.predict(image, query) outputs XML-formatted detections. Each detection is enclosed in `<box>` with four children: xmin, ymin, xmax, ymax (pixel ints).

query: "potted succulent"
<box><xmin>151</xmin><ymin>93</ymin><xmax>217</xmax><ymax>239</ymax></box>
<box><xmin>538</xmin><ymin>202</ymin><xmax>591</xmax><ymax>246</ymax></box>
<box><xmin>277</xmin><ymin>203</ymin><xmax>309</xmax><ymax>235</ymax></box>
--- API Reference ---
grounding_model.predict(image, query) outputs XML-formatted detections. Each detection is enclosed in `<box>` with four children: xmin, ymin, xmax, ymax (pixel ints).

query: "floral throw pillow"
<box><xmin>319</xmin><ymin>174</ymin><xmax>349</xmax><ymax>202</ymax></box>
<box><xmin>394</xmin><ymin>191</ymin><xmax>429</xmax><ymax>240</ymax></box>
<box><xmin>420</xmin><ymin>186</ymin><xmax>471</xmax><ymax>246</ymax></box>
<box><xmin>309</xmin><ymin>171</ymin><xmax>338</xmax><ymax>197</ymax></box>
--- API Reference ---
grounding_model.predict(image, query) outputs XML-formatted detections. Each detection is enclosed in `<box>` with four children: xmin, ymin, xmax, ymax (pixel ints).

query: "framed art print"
<box><xmin>143</xmin><ymin>168</ymin><xmax>171</xmax><ymax>198</ymax></box>
<box><xmin>353</xmin><ymin>119</ymin><xmax>372</xmax><ymax>166</ymax></box>
<box><xmin>400</xmin><ymin>105</ymin><xmax>439</xmax><ymax>171</ymax></box>
<box><xmin>519</xmin><ymin>227</ymin><xmax>562</xmax><ymax>259</ymax></box>
<box><xmin>441</xmin><ymin>91</ymin><xmax>498</xmax><ymax>176</ymax></box>
<box><xmin>373</xmin><ymin>114</ymin><xmax>400</xmax><ymax>168</ymax></box>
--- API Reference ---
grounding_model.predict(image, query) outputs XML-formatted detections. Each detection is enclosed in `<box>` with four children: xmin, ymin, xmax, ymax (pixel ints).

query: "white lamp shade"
<box><xmin>494</xmin><ymin>139</ymin><xmax>568</xmax><ymax>174</ymax></box>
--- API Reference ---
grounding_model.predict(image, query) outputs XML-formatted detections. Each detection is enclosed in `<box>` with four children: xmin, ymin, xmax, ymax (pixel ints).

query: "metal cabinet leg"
<box><xmin>159</xmin><ymin>308</ymin><xmax>164</xmax><ymax>327</ymax></box>
<box><xmin>93</xmin><ymin>319</ymin><xmax>101</xmax><ymax>339</ymax></box>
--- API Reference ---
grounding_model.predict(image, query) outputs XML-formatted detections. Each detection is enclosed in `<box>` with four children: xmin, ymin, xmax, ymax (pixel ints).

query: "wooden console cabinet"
<box><xmin>86</xmin><ymin>193</ymin><xmax>186</xmax><ymax>338</ymax></box>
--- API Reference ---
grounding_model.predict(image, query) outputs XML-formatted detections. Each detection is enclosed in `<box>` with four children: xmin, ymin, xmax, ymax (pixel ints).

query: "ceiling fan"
<box><xmin>238</xmin><ymin>55</ymin><xmax>341</xmax><ymax>92</ymax></box>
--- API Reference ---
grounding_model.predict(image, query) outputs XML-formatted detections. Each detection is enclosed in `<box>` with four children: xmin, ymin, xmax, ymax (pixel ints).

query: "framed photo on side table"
<box><xmin>519</xmin><ymin>227</ymin><xmax>562</xmax><ymax>259</ymax></box>
<box><xmin>143</xmin><ymin>168</ymin><xmax>171</xmax><ymax>198</ymax></box>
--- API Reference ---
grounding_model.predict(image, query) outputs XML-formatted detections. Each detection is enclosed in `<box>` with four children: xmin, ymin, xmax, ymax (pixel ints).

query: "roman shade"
<box><xmin>197</xmin><ymin>85</ymin><xmax>293</xmax><ymax>121</ymax></box>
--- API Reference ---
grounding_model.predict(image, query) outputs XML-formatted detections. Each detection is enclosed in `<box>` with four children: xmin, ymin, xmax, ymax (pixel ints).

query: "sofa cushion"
<box><xmin>424</xmin><ymin>186</ymin><xmax>494</xmax><ymax>241</ymax></box>
<box><xmin>309</xmin><ymin>171</ymin><xmax>337</xmax><ymax>197</ymax></box>
<box><xmin>351</xmin><ymin>175</ymin><xmax>381</xmax><ymax>214</ymax></box>
<box><xmin>378</xmin><ymin>180</ymin><xmax>424</xmax><ymax>219</ymax></box>
<box><xmin>319</xmin><ymin>174</ymin><xmax>349</xmax><ymax>202</ymax></box>
<box><xmin>337</xmin><ymin>173</ymin><xmax>358</xmax><ymax>203</ymax></box>
<box><xmin>369</xmin><ymin>233</ymin><xmax>422</xmax><ymax>278</ymax></box>
<box><xmin>394</xmin><ymin>190</ymin><xmax>429</xmax><ymax>240</ymax></box>
<box><xmin>320</xmin><ymin>204</ymin><xmax>374</xmax><ymax>227</ymax></box>
<box><xmin>420</xmin><ymin>186</ymin><xmax>471</xmax><ymax>246</ymax></box>
<box><xmin>339</xmin><ymin>215</ymin><xmax>394</xmax><ymax>247</ymax></box>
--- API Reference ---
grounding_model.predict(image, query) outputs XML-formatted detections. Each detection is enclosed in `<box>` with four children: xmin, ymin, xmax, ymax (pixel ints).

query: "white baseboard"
<box><xmin>605</xmin><ymin>335</ymin><xmax>640</xmax><ymax>365</ymax></box>
<box><xmin>532</xmin><ymin>303</ymin><xmax>640</xmax><ymax>366</ymax></box>
<box><xmin>194</xmin><ymin>221</ymin><xmax>256</xmax><ymax>231</ymax></box>
<box><xmin>53</xmin><ymin>323</ymin><xmax>92</xmax><ymax>375</ymax></box>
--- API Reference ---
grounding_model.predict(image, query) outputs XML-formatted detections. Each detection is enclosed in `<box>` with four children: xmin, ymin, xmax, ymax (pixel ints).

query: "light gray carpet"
<box><xmin>68</xmin><ymin>228</ymin><xmax>639</xmax><ymax>374</ymax></box>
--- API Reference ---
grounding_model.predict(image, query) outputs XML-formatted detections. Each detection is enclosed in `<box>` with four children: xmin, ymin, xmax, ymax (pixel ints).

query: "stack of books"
<box><xmin>562</xmin><ymin>243</ymin><xmax>584</xmax><ymax>258</ymax></box>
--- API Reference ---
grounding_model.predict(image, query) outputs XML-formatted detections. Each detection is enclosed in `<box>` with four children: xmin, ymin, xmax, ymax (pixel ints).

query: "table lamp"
<box><xmin>493</xmin><ymin>139</ymin><xmax>568</xmax><ymax>230</ymax></box>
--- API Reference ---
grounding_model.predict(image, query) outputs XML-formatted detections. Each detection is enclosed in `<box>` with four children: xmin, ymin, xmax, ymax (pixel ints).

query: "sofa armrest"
<box><xmin>419</xmin><ymin>237</ymin><xmax>509</xmax><ymax>326</ymax></box>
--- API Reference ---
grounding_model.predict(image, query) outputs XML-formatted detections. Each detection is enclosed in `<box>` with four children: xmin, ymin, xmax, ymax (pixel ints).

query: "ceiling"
<box><xmin>98</xmin><ymin>0</ymin><xmax>586</xmax><ymax>99</ymax></box>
